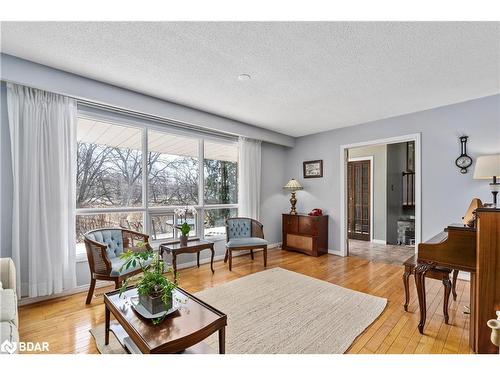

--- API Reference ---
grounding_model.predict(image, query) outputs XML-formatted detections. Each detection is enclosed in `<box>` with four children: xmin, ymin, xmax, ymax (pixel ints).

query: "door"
<box><xmin>347</xmin><ymin>160</ymin><xmax>371</xmax><ymax>241</ymax></box>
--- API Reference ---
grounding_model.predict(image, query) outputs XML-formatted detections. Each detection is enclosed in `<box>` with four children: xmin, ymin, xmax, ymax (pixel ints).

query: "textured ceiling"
<box><xmin>1</xmin><ymin>22</ymin><xmax>499</xmax><ymax>137</ymax></box>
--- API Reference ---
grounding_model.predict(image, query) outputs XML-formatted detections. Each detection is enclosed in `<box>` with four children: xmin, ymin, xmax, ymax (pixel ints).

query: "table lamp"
<box><xmin>283</xmin><ymin>178</ymin><xmax>303</xmax><ymax>215</ymax></box>
<box><xmin>473</xmin><ymin>154</ymin><xmax>500</xmax><ymax>207</ymax></box>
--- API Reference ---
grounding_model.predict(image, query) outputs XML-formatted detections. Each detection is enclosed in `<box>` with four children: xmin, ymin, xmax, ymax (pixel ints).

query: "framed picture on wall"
<box><xmin>303</xmin><ymin>160</ymin><xmax>323</xmax><ymax>178</ymax></box>
<box><xmin>406</xmin><ymin>142</ymin><xmax>415</xmax><ymax>172</ymax></box>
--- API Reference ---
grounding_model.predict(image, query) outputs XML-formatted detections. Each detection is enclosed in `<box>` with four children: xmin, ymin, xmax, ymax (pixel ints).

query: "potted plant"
<box><xmin>119</xmin><ymin>242</ymin><xmax>177</xmax><ymax>323</ymax></box>
<box><xmin>174</xmin><ymin>206</ymin><xmax>196</xmax><ymax>246</ymax></box>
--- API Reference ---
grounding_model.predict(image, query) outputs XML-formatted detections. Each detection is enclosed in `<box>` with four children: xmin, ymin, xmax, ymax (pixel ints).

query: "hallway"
<box><xmin>348</xmin><ymin>239</ymin><xmax>415</xmax><ymax>265</ymax></box>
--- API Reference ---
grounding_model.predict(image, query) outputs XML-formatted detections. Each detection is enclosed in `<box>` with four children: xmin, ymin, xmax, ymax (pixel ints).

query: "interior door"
<box><xmin>347</xmin><ymin>160</ymin><xmax>371</xmax><ymax>241</ymax></box>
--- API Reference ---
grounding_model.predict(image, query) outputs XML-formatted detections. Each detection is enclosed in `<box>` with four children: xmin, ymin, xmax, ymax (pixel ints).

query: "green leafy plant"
<box><xmin>174</xmin><ymin>206</ymin><xmax>196</xmax><ymax>237</ymax></box>
<box><xmin>118</xmin><ymin>241</ymin><xmax>177</xmax><ymax>324</ymax></box>
<box><xmin>176</xmin><ymin>222</ymin><xmax>191</xmax><ymax>236</ymax></box>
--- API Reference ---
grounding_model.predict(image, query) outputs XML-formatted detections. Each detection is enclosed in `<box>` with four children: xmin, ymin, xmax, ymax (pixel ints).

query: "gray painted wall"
<box><xmin>285</xmin><ymin>94</ymin><xmax>500</xmax><ymax>251</ymax></box>
<box><xmin>0</xmin><ymin>82</ymin><xmax>12</xmax><ymax>258</ymax></box>
<box><xmin>348</xmin><ymin>144</ymin><xmax>387</xmax><ymax>242</ymax></box>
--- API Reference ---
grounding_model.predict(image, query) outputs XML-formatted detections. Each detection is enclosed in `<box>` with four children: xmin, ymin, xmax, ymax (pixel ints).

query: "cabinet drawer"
<box><xmin>298</xmin><ymin>216</ymin><xmax>320</xmax><ymax>235</ymax></box>
<box><xmin>283</xmin><ymin>214</ymin><xmax>298</xmax><ymax>233</ymax></box>
<box><xmin>286</xmin><ymin>234</ymin><xmax>313</xmax><ymax>254</ymax></box>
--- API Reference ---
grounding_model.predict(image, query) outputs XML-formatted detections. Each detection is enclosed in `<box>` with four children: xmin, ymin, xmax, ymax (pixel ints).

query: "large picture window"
<box><xmin>75</xmin><ymin>115</ymin><xmax>238</xmax><ymax>255</ymax></box>
<box><xmin>76</xmin><ymin>118</ymin><xmax>143</xmax><ymax>208</ymax></box>
<box><xmin>148</xmin><ymin>131</ymin><xmax>199</xmax><ymax>206</ymax></box>
<box><xmin>204</xmin><ymin>140</ymin><xmax>238</xmax><ymax>205</ymax></box>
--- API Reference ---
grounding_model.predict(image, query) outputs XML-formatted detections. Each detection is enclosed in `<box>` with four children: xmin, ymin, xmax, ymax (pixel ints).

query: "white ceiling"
<box><xmin>1</xmin><ymin>22</ymin><xmax>499</xmax><ymax>137</ymax></box>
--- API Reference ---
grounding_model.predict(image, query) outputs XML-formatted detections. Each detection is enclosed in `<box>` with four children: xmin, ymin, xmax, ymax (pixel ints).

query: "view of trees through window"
<box><xmin>75</xmin><ymin>117</ymin><xmax>238</xmax><ymax>253</ymax></box>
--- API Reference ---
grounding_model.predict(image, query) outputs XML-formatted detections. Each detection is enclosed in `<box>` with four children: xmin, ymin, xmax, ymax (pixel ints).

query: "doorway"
<box><xmin>347</xmin><ymin>159</ymin><xmax>371</xmax><ymax>241</ymax></box>
<box><xmin>339</xmin><ymin>133</ymin><xmax>421</xmax><ymax>261</ymax></box>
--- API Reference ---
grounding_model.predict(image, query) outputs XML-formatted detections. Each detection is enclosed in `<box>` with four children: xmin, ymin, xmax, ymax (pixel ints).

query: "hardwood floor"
<box><xmin>18</xmin><ymin>248</ymin><xmax>472</xmax><ymax>354</ymax></box>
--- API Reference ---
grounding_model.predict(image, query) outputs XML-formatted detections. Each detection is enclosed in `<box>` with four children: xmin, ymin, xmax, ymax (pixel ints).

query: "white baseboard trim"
<box><xmin>328</xmin><ymin>249</ymin><xmax>343</xmax><ymax>256</ymax></box>
<box><xmin>18</xmin><ymin>280</ymin><xmax>113</xmax><ymax>306</ymax></box>
<box><xmin>371</xmin><ymin>239</ymin><xmax>387</xmax><ymax>245</ymax></box>
<box><xmin>19</xmin><ymin>242</ymin><xmax>283</xmax><ymax>306</ymax></box>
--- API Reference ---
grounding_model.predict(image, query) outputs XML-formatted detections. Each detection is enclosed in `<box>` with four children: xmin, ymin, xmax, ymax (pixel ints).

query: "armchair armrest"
<box><xmin>251</xmin><ymin>220</ymin><xmax>265</xmax><ymax>239</ymax></box>
<box><xmin>122</xmin><ymin>229</ymin><xmax>152</xmax><ymax>250</ymax></box>
<box><xmin>0</xmin><ymin>258</ymin><xmax>16</xmax><ymax>291</ymax></box>
<box><xmin>84</xmin><ymin>238</ymin><xmax>112</xmax><ymax>276</ymax></box>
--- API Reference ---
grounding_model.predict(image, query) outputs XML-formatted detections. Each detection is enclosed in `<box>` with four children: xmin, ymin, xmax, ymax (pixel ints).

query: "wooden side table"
<box><xmin>159</xmin><ymin>240</ymin><xmax>215</xmax><ymax>282</ymax></box>
<box><xmin>104</xmin><ymin>286</ymin><xmax>226</xmax><ymax>353</ymax></box>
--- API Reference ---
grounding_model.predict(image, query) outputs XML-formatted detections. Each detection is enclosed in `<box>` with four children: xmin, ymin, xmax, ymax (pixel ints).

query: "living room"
<box><xmin>1</xmin><ymin>1</ymin><xmax>499</xmax><ymax>373</ymax></box>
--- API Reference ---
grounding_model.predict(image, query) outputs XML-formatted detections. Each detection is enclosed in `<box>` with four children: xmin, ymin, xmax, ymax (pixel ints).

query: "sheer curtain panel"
<box><xmin>238</xmin><ymin>137</ymin><xmax>262</xmax><ymax>220</ymax></box>
<box><xmin>7</xmin><ymin>83</ymin><xmax>77</xmax><ymax>298</ymax></box>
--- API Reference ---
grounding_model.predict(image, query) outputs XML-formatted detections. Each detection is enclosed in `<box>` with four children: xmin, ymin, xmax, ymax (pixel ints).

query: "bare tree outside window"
<box><xmin>75</xmin><ymin>118</ymin><xmax>239</xmax><ymax>255</ymax></box>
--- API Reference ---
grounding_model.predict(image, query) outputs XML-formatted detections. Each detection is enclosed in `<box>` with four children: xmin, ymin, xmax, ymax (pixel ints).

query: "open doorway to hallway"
<box><xmin>346</xmin><ymin>140</ymin><xmax>416</xmax><ymax>264</ymax></box>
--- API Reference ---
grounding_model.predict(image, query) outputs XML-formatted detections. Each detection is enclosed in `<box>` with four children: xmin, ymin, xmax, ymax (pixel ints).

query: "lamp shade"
<box><xmin>473</xmin><ymin>154</ymin><xmax>500</xmax><ymax>179</ymax></box>
<box><xmin>283</xmin><ymin>178</ymin><xmax>303</xmax><ymax>191</ymax></box>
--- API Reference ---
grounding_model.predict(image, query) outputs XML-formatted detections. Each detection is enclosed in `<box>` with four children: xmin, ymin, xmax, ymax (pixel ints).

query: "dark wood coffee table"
<box><xmin>104</xmin><ymin>286</ymin><xmax>227</xmax><ymax>354</ymax></box>
<box><xmin>159</xmin><ymin>240</ymin><xmax>215</xmax><ymax>282</ymax></box>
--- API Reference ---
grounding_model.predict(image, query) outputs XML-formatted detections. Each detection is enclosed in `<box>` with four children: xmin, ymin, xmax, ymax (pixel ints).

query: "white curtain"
<box><xmin>7</xmin><ymin>83</ymin><xmax>77</xmax><ymax>298</ymax></box>
<box><xmin>238</xmin><ymin>137</ymin><xmax>262</xmax><ymax>220</ymax></box>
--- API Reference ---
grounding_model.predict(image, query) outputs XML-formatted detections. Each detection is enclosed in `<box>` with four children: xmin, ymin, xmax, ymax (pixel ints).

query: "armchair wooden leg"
<box><xmin>86</xmin><ymin>278</ymin><xmax>96</xmax><ymax>305</ymax></box>
<box><xmin>224</xmin><ymin>249</ymin><xmax>229</xmax><ymax>263</ymax></box>
<box><xmin>250</xmin><ymin>249</ymin><xmax>254</xmax><ymax>260</ymax></box>
<box><xmin>263</xmin><ymin>246</ymin><xmax>267</xmax><ymax>268</ymax></box>
<box><xmin>229</xmin><ymin>250</ymin><xmax>233</xmax><ymax>271</ymax></box>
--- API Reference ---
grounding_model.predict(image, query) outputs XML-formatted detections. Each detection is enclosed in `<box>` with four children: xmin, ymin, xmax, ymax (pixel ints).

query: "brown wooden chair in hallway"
<box><xmin>84</xmin><ymin>228</ymin><xmax>153</xmax><ymax>304</ymax></box>
<box><xmin>224</xmin><ymin>218</ymin><xmax>268</xmax><ymax>271</ymax></box>
<box><xmin>402</xmin><ymin>255</ymin><xmax>458</xmax><ymax>324</ymax></box>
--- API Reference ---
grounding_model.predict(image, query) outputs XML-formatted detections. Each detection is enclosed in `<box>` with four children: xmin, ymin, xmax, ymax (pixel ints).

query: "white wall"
<box><xmin>285</xmin><ymin>94</ymin><xmax>500</xmax><ymax>251</ymax></box>
<box><xmin>348</xmin><ymin>144</ymin><xmax>387</xmax><ymax>242</ymax></box>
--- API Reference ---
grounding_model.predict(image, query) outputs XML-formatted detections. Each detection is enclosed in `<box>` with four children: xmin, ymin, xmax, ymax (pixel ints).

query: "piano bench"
<box><xmin>403</xmin><ymin>255</ymin><xmax>459</xmax><ymax>324</ymax></box>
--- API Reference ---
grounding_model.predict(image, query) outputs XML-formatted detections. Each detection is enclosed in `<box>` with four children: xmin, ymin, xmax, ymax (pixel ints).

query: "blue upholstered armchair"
<box><xmin>224</xmin><ymin>218</ymin><xmax>268</xmax><ymax>271</ymax></box>
<box><xmin>84</xmin><ymin>228</ymin><xmax>153</xmax><ymax>304</ymax></box>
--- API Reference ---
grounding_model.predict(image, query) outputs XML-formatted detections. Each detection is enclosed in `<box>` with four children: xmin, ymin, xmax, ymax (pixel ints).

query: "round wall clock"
<box><xmin>455</xmin><ymin>136</ymin><xmax>472</xmax><ymax>174</ymax></box>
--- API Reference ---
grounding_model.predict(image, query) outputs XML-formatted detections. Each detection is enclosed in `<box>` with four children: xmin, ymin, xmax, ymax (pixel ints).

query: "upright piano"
<box><xmin>417</xmin><ymin>207</ymin><xmax>500</xmax><ymax>354</ymax></box>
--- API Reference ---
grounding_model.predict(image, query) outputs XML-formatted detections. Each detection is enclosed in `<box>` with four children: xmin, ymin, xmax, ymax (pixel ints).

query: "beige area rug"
<box><xmin>90</xmin><ymin>324</ymin><xmax>127</xmax><ymax>354</ymax></box>
<box><xmin>195</xmin><ymin>267</ymin><xmax>387</xmax><ymax>354</ymax></box>
<box><xmin>90</xmin><ymin>268</ymin><xmax>387</xmax><ymax>354</ymax></box>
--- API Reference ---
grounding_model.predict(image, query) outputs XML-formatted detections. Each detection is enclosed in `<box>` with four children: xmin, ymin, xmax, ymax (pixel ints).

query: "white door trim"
<box><xmin>347</xmin><ymin>156</ymin><xmax>374</xmax><ymax>243</ymax></box>
<box><xmin>339</xmin><ymin>133</ymin><xmax>421</xmax><ymax>257</ymax></box>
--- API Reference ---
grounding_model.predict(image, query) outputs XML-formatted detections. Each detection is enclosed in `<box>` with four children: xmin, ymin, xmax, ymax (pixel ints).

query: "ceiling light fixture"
<box><xmin>237</xmin><ymin>74</ymin><xmax>251</xmax><ymax>81</ymax></box>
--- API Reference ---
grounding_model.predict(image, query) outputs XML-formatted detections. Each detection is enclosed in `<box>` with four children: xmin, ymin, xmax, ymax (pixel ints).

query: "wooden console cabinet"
<box><xmin>282</xmin><ymin>214</ymin><xmax>328</xmax><ymax>256</ymax></box>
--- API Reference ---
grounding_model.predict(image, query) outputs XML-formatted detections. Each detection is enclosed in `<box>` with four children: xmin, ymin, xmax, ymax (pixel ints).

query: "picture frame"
<box><xmin>303</xmin><ymin>160</ymin><xmax>323</xmax><ymax>178</ymax></box>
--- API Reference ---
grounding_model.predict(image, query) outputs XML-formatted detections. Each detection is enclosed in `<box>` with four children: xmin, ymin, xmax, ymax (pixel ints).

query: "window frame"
<box><xmin>75</xmin><ymin>112</ymin><xmax>239</xmax><ymax>259</ymax></box>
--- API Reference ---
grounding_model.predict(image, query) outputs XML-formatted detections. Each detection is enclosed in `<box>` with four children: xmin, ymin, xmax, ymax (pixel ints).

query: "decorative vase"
<box><xmin>179</xmin><ymin>234</ymin><xmax>188</xmax><ymax>247</ymax></box>
<box><xmin>139</xmin><ymin>291</ymin><xmax>172</xmax><ymax>315</ymax></box>
<box><xmin>487</xmin><ymin>311</ymin><xmax>500</xmax><ymax>349</ymax></box>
